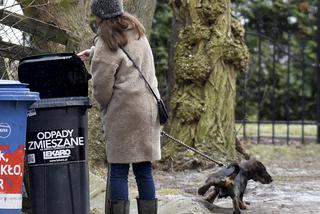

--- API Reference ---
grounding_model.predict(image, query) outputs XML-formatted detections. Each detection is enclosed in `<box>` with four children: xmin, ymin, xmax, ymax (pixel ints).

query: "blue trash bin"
<box><xmin>0</xmin><ymin>80</ymin><xmax>39</xmax><ymax>214</ymax></box>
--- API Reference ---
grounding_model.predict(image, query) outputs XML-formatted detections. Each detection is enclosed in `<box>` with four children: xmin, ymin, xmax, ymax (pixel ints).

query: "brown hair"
<box><xmin>97</xmin><ymin>12</ymin><xmax>145</xmax><ymax>51</ymax></box>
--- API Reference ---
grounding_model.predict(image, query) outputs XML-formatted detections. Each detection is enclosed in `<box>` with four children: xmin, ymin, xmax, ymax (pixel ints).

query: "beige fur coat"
<box><xmin>91</xmin><ymin>29</ymin><xmax>161</xmax><ymax>163</ymax></box>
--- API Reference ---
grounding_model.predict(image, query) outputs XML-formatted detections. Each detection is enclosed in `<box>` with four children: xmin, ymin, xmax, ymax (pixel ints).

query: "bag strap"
<box><xmin>121</xmin><ymin>47</ymin><xmax>160</xmax><ymax>101</ymax></box>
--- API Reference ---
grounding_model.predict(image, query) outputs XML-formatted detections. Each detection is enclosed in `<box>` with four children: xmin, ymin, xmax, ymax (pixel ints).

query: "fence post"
<box><xmin>317</xmin><ymin>1</ymin><xmax>320</xmax><ymax>143</ymax></box>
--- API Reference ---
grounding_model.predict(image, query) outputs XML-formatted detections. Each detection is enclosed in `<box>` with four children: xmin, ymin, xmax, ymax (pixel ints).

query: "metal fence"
<box><xmin>236</xmin><ymin>28</ymin><xmax>319</xmax><ymax>144</ymax></box>
<box><xmin>233</xmin><ymin>1</ymin><xmax>320</xmax><ymax>145</ymax></box>
<box><xmin>0</xmin><ymin>1</ymin><xmax>78</xmax><ymax>80</ymax></box>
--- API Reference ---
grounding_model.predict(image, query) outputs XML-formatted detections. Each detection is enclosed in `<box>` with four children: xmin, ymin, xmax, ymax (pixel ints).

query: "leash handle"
<box><xmin>161</xmin><ymin>131</ymin><xmax>225</xmax><ymax>167</ymax></box>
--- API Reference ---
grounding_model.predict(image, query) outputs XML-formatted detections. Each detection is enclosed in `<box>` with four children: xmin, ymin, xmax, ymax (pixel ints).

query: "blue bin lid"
<box><xmin>0</xmin><ymin>80</ymin><xmax>28</xmax><ymax>88</ymax></box>
<box><xmin>0</xmin><ymin>80</ymin><xmax>40</xmax><ymax>102</ymax></box>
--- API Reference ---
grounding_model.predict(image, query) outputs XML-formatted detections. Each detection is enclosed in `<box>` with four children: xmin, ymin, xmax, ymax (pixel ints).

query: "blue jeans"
<box><xmin>109</xmin><ymin>162</ymin><xmax>156</xmax><ymax>200</ymax></box>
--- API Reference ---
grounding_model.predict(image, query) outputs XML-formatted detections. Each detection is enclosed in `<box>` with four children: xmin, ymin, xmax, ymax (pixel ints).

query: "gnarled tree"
<box><xmin>163</xmin><ymin>0</ymin><xmax>249</xmax><ymax>169</ymax></box>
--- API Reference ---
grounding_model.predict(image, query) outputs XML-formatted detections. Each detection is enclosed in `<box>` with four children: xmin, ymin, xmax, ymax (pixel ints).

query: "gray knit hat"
<box><xmin>91</xmin><ymin>0</ymin><xmax>124</xmax><ymax>19</ymax></box>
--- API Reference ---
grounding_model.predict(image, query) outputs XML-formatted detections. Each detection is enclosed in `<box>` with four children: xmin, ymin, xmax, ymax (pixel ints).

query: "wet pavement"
<box><xmin>89</xmin><ymin>144</ymin><xmax>320</xmax><ymax>214</ymax></box>
<box><xmin>153</xmin><ymin>144</ymin><xmax>320</xmax><ymax>214</ymax></box>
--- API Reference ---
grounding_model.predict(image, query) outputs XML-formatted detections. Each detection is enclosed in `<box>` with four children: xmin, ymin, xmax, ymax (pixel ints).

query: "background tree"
<box><xmin>150</xmin><ymin>0</ymin><xmax>173</xmax><ymax>100</ymax></box>
<box><xmin>161</xmin><ymin>0</ymin><xmax>249</xmax><ymax>169</ymax></box>
<box><xmin>233</xmin><ymin>0</ymin><xmax>317</xmax><ymax>121</ymax></box>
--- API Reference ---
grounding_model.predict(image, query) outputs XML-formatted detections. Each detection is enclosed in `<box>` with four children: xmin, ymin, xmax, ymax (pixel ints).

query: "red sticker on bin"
<box><xmin>0</xmin><ymin>145</ymin><xmax>24</xmax><ymax>209</ymax></box>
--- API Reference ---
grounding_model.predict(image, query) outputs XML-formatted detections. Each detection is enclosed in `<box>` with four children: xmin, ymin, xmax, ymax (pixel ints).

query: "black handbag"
<box><xmin>157</xmin><ymin>99</ymin><xmax>169</xmax><ymax>125</ymax></box>
<box><xmin>121</xmin><ymin>48</ymin><xmax>169</xmax><ymax>125</ymax></box>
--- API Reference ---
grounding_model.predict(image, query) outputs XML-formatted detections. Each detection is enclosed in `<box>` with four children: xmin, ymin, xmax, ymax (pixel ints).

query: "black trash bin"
<box><xmin>18</xmin><ymin>53</ymin><xmax>91</xmax><ymax>214</ymax></box>
<box><xmin>26</xmin><ymin>97</ymin><xmax>90</xmax><ymax>214</ymax></box>
<box><xmin>18</xmin><ymin>53</ymin><xmax>91</xmax><ymax>99</ymax></box>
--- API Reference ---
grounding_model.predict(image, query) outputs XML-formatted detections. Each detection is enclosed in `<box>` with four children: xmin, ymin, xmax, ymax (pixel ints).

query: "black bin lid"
<box><xmin>18</xmin><ymin>53</ymin><xmax>91</xmax><ymax>99</ymax></box>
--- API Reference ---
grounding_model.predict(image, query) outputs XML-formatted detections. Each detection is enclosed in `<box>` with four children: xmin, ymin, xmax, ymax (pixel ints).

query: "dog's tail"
<box><xmin>226</xmin><ymin>162</ymin><xmax>240</xmax><ymax>180</ymax></box>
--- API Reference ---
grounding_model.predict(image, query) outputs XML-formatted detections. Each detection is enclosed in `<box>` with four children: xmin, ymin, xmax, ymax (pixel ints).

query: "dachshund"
<box><xmin>198</xmin><ymin>159</ymin><xmax>273</xmax><ymax>214</ymax></box>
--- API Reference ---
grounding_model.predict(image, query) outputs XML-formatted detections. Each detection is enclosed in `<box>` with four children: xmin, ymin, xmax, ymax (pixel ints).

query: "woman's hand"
<box><xmin>77</xmin><ymin>49</ymin><xmax>91</xmax><ymax>62</ymax></box>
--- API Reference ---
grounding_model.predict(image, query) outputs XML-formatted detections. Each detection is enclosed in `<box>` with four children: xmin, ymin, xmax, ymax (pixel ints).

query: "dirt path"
<box><xmin>89</xmin><ymin>143</ymin><xmax>320</xmax><ymax>214</ymax></box>
<box><xmin>152</xmin><ymin>143</ymin><xmax>320</xmax><ymax>214</ymax></box>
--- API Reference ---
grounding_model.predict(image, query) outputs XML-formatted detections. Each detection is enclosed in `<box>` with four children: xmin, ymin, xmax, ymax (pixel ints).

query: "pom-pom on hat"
<box><xmin>91</xmin><ymin>0</ymin><xmax>124</xmax><ymax>19</ymax></box>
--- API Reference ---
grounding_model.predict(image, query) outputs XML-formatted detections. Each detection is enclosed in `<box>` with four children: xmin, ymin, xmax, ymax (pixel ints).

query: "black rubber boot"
<box><xmin>137</xmin><ymin>198</ymin><xmax>158</xmax><ymax>214</ymax></box>
<box><xmin>106</xmin><ymin>200</ymin><xmax>130</xmax><ymax>214</ymax></box>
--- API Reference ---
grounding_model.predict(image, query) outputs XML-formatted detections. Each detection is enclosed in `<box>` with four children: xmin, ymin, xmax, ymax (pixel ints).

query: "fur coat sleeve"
<box><xmin>91</xmin><ymin>57</ymin><xmax>118</xmax><ymax>108</ymax></box>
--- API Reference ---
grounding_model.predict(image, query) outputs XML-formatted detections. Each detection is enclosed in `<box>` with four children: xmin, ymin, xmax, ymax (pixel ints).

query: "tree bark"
<box><xmin>124</xmin><ymin>0</ymin><xmax>157</xmax><ymax>35</ymax></box>
<box><xmin>168</xmin><ymin>2</ymin><xmax>180</xmax><ymax>105</ymax></box>
<box><xmin>163</xmin><ymin>0</ymin><xmax>249</xmax><ymax>169</ymax></box>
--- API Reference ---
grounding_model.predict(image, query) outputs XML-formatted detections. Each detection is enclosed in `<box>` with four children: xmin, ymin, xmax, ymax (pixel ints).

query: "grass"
<box><xmin>158</xmin><ymin>188</ymin><xmax>184</xmax><ymax>196</ymax></box>
<box><xmin>236</xmin><ymin>123</ymin><xmax>317</xmax><ymax>139</ymax></box>
<box><xmin>247</xmin><ymin>143</ymin><xmax>320</xmax><ymax>160</ymax></box>
<box><xmin>246</xmin><ymin>143</ymin><xmax>320</xmax><ymax>181</ymax></box>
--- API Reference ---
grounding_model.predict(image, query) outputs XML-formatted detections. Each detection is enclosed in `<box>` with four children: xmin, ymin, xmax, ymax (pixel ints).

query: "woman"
<box><xmin>78</xmin><ymin>0</ymin><xmax>161</xmax><ymax>213</ymax></box>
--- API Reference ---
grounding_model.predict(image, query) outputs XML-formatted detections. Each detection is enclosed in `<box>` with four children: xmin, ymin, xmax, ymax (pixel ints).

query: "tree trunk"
<box><xmin>163</xmin><ymin>0</ymin><xmax>249</xmax><ymax>169</ymax></box>
<box><xmin>124</xmin><ymin>0</ymin><xmax>157</xmax><ymax>35</ymax></box>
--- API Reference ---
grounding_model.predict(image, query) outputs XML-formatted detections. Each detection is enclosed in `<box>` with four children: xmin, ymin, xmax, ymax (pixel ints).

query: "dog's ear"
<box><xmin>256</xmin><ymin>160</ymin><xmax>267</xmax><ymax>171</ymax></box>
<box><xmin>256</xmin><ymin>160</ymin><xmax>263</xmax><ymax>166</ymax></box>
<box><xmin>247</xmin><ymin>159</ymin><xmax>267</xmax><ymax>174</ymax></box>
<box><xmin>242</xmin><ymin>159</ymin><xmax>258</xmax><ymax>172</ymax></box>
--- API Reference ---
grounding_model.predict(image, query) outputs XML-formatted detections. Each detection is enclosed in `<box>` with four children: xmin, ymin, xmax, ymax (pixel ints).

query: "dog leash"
<box><xmin>161</xmin><ymin>131</ymin><xmax>225</xmax><ymax>167</ymax></box>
